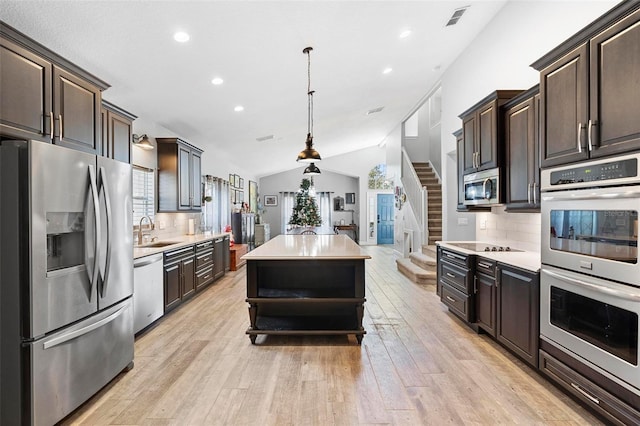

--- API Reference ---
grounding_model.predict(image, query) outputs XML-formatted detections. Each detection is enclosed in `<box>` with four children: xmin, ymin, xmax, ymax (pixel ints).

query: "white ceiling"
<box><xmin>1</xmin><ymin>0</ymin><xmax>508</xmax><ymax>177</ymax></box>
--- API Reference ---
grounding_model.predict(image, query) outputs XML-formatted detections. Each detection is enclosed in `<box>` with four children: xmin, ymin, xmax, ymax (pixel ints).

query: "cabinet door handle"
<box><xmin>478</xmin><ymin>262</ymin><xmax>492</xmax><ymax>270</ymax></box>
<box><xmin>473</xmin><ymin>276</ymin><xmax>477</xmax><ymax>294</ymax></box>
<box><xmin>570</xmin><ymin>382</ymin><xmax>600</xmax><ymax>405</ymax></box>
<box><xmin>496</xmin><ymin>267</ymin><xmax>500</xmax><ymax>287</ymax></box>
<box><xmin>446</xmin><ymin>296</ymin><xmax>456</xmax><ymax>303</ymax></box>
<box><xmin>533</xmin><ymin>182</ymin><xmax>538</xmax><ymax>205</ymax></box>
<box><xmin>59</xmin><ymin>114</ymin><xmax>63</xmax><ymax>141</ymax></box>
<box><xmin>49</xmin><ymin>112</ymin><xmax>54</xmax><ymax>141</ymax></box>
<box><xmin>577</xmin><ymin>122</ymin><xmax>583</xmax><ymax>153</ymax></box>
<box><xmin>165</xmin><ymin>265</ymin><xmax>179</xmax><ymax>273</ymax></box>
<box><xmin>446</xmin><ymin>272</ymin><xmax>456</xmax><ymax>279</ymax></box>
<box><xmin>527</xmin><ymin>182</ymin><xmax>532</xmax><ymax>204</ymax></box>
<box><xmin>587</xmin><ymin>119</ymin><xmax>596</xmax><ymax>151</ymax></box>
<box><xmin>183</xmin><ymin>259</ymin><xmax>194</xmax><ymax>266</ymax></box>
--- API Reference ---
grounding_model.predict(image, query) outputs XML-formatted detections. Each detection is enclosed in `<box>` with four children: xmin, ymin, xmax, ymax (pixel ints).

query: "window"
<box><xmin>132</xmin><ymin>166</ymin><xmax>154</xmax><ymax>227</ymax></box>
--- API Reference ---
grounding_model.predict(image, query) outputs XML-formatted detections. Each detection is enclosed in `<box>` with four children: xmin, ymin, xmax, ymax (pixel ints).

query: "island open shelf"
<box><xmin>242</xmin><ymin>235</ymin><xmax>370</xmax><ymax>344</ymax></box>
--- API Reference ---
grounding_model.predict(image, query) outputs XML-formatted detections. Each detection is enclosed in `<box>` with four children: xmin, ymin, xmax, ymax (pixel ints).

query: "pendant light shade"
<box><xmin>303</xmin><ymin>162</ymin><xmax>321</xmax><ymax>175</ymax></box>
<box><xmin>297</xmin><ymin>134</ymin><xmax>321</xmax><ymax>163</ymax></box>
<box><xmin>296</xmin><ymin>47</ymin><xmax>322</xmax><ymax>163</ymax></box>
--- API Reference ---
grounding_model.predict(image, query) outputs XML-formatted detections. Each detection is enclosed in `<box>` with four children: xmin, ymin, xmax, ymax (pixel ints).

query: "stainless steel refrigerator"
<box><xmin>0</xmin><ymin>140</ymin><xmax>134</xmax><ymax>425</ymax></box>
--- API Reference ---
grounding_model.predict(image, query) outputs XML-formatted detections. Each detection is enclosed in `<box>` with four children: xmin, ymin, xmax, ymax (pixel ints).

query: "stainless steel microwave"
<box><xmin>463</xmin><ymin>168</ymin><xmax>500</xmax><ymax>206</ymax></box>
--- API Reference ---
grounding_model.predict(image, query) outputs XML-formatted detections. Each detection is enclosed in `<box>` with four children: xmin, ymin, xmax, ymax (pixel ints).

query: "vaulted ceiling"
<box><xmin>1</xmin><ymin>0</ymin><xmax>508</xmax><ymax>176</ymax></box>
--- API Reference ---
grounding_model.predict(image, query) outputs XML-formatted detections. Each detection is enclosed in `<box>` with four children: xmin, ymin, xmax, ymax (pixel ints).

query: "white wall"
<box><xmin>259</xmin><ymin>145</ymin><xmax>386</xmax><ymax>242</ymax></box>
<box><xmin>439</xmin><ymin>0</ymin><xmax>617</xmax><ymax>243</ymax></box>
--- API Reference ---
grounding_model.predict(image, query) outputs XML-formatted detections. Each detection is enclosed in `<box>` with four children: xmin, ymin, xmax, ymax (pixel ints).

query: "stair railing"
<box><xmin>400</xmin><ymin>148</ymin><xmax>428</xmax><ymax>248</ymax></box>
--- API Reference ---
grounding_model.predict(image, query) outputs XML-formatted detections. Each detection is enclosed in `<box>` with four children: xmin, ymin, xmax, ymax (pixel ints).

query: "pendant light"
<box><xmin>297</xmin><ymin>47</ymin><xmax>322</xmax><ymax>163</ymax></box>
<box><xmin>303</xmin><ymin>162</ymin><xmax>321</xmax><ymax>175</ymax></box>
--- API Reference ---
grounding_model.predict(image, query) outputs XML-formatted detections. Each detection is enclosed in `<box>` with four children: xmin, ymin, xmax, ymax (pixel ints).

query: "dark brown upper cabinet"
<box><xmin>0</xmin><ymin>23</ymin><xmax>108</xmax><ymax>155</ymax></box>
<box><xmin>101</xmin><ymin>100</ymin><xmax>136</xmax><ymax>164</ymax></box>
<box><xmin>459</xmin><ymin>90</ymin><xmax>523</xmax><ymax>175</ymax></box>
<box><xmin>533</xmin><ymin>3</ymin><xmax>640</xmax><ymax>168</ymax></box>
<box><xmin>504</xmin><ymin>86</ymin><xmax>540</xmax><ymax>211</ymax></box>
<box><xmin>156</xmin><ymin>137</ymin><xmax>203</xmax><ymax>212</ymax></box>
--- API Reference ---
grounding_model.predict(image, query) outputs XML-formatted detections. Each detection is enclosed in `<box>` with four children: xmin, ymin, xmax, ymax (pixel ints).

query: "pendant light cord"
<box><xmin>306</xmin><ymin>47</ymin><xmax>314</xmax><ymax>138</ymax></box>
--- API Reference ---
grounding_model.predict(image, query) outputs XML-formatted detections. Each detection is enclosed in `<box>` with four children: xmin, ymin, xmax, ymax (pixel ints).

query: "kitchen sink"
<box><xmin>139</xmin><ymin>241</ymin><xmax>177</xmax><ymax>248</ymax></box>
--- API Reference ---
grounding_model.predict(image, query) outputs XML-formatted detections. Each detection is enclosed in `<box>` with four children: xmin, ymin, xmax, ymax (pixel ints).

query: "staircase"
<box><xmin>396</xmin><ymin>162</ymin><xmax>442</xmax><ymax>285</ymax></box>
<box><xmin>395</xmin><ymin>245</ymin><xmax>438</xmax><ymax>285</ymax></box>
<box><xmin>413</xmin><ymin>162</ymin><xmax>442</xmax><ymax>245</ymax></box>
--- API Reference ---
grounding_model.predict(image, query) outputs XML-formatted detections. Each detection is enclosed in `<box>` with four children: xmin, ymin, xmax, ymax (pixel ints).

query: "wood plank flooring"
<box><xmin>63</xmin><ymin>245</ymin><xmax>603</xmax><ymax>425</ymax></box>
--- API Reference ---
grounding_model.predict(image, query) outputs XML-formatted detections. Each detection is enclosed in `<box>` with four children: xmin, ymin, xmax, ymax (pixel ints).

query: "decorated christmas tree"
<box><xmin>288</xmin><ymin>178</ymin><xmax>322</xmax><ymax>227</ymax></box>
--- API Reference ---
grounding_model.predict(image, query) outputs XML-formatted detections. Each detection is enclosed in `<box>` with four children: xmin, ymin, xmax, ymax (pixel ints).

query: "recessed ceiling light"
<box><xmin>173</xmin><ymin>31</ymin><xmax>190</xmax><ymax>43</ymax></box>
<box><xmin>234</xmin><ymin>106</ymin><xmax>244</xmax><ymax>112</ymax></box>
<box><xmin>399</xmin><ymin>29</ymin><xmax>412</xmax><ymax>39</ymax></box>
<box><xmin>211</xmin><ymin>77</ymin><xmax>224</xmax><ymax>85</ymax></box>
<box><xmin>382</xmin><ymin>67</ymin><xmax>393</xmax><ymax>74</ymax></box>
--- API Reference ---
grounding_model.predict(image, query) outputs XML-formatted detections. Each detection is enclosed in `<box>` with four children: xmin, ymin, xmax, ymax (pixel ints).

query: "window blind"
<box><xmin>132</xmin><ymin>166</ymin><xmax>154</xmax><ymax>226</ymax></box>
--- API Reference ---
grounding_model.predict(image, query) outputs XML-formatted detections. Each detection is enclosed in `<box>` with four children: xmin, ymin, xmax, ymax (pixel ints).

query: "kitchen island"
<box><xmin>242</xmin><ymin>234</ymin><xmax>371</xmax><ymax>344</ymax></box>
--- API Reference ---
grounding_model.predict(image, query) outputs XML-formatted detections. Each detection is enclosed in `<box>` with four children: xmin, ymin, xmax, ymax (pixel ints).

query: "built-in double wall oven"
<box><xmin>540</xmin><ymin>152</ymin><xmax>640</xmax><ymax>400</ymax></box>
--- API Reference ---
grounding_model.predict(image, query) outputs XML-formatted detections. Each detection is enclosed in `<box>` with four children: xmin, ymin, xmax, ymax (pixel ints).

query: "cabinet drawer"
<box><xmin>476</xmin><ymin>257</ymin><xmax>496</xmax><ymax>277</ymax></box>
<box><xmin>196</xmin><ymin>266</ymin><xmax>214</xmax><ymax>289</ymax></box>
<box><xmin>165</xmin><ymin>245</ymin><xmax>195</xmax><ymax>264</ymax></box>
<box><xmin>441</xmin><ymin>283</ymin><xmax>472</xmax><ymax>322</ymax></box>
<box><xmin>440</xmin><ymin>249</ymin><xmax>471</xmax><ymax>268</ymax></box>
<box><xmin>195</xmin><ymin>250</ymin><xmax>213</xmax><ymax>269</ymax></box>
<box><xmin>539</xmin><ymin>350</ymin><xmax>640</xmax><ymax>426</ymax></box>
<box><xmin>196</xmin><ymin>240</ymin><xmax>214</xmax><ymax>252</ymax></box>
<box><xmin>440</xmin><ymin>261</ymin><xmax>470</xmax><ymax>294</ymax></box>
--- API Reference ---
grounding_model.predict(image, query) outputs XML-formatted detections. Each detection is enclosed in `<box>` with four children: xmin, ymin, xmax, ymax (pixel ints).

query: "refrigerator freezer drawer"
<box><xmin>29</xmin><ymin>298</ymin><xmax>134</xmax><ymax>426</ymax></box>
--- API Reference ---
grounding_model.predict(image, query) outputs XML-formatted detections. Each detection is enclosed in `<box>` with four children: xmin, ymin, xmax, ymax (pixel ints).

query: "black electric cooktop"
<box><xmin>445</xmin><ymin>242</ymin><xmax>523</xmax><ymax>252</ymax></box>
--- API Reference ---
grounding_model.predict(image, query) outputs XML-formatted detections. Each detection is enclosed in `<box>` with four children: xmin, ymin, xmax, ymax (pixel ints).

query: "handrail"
<box><xmin>401</xmin><ymin>148</ymin><xmax>428</xmax><ymax>249</ymax></box>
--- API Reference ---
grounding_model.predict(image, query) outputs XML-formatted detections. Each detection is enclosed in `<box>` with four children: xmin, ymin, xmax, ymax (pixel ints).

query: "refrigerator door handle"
<box><xmin>42</xmin><ymin>305</ymin><xmax>127</xmax><ymax>350</ymax></box>
<box><xmin>87</xmin><ymin>165</ymin><xmax>101</xmax><ymax>292</ymax></box>
<box><xmin>98</xmin><ymin>166</ymin><xmax>112</xmax><ymax>297</ymax></box>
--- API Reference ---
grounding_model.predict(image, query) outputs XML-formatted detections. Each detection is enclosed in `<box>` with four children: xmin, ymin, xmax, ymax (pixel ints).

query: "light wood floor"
<box><xmin>64</xmin><ymin>245</ymin><xmax>603</xmax><ymax>425</ymax></box>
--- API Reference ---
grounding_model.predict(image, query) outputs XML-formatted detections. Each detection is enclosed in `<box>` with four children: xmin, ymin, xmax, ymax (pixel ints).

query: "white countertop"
<box><xmin>133</xmin><ymin>233</ymin><xmax>229</xmax><ymax>259</ymax></box>
<box><xmin>242</xmin><ymin>234</ymin><xmax>371</xmax><ymax>260</ymax></box>
<box><xmin>437</xmin><ymin>241</ymin><xmax>541</xmax><ymax>273</ymax></box>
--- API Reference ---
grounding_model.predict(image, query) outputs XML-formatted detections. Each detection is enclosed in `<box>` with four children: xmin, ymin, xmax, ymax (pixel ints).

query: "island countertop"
<box><xmin>242</xmin><ymin>234</ymin><xmax>371</xmax><ymax>260</ymax></box>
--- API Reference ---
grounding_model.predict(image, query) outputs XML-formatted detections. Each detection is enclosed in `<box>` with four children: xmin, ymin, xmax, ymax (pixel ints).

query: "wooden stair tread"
<box><xmin>396</xmin><ymin>258</ymin><xmax>437</xmax><ymax>285</ymax></box>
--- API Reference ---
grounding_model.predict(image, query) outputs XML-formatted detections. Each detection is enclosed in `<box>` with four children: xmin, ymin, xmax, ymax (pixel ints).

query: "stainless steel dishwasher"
<box><xmin>133</xmin><ymin>253</ymin><xmax>164</xmax><ymax>334</ymax></box>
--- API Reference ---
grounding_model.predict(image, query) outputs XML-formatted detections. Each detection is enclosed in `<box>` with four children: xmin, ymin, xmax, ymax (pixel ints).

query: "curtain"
<box><xmin>318</xmin><ymin>192</ymin><xmax>331</xmax><ymax>226</ymax></box>
<box><xmin>281</xmin><ymin>191</ymin><xmax>296</xmax><ymax>234</ymax></box>
<box><xmin>202</xmin><ymin>176</ymin><xmax>231</xmax><ymax>233</ymax></box>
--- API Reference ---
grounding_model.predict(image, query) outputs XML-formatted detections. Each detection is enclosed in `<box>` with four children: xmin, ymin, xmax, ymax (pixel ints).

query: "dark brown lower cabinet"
<box><xmin>540</xmin><ymin>341</ymin><xmax>640</xmax><ymax>426</ymax></box>
<box><xmin>163</xmin><ymin>245</ymin><xmax>195</xmax><ymax>312</ymax></box>
<box><xmin>496</xmin><ymin>264</ymin><xmax>539</xmax><ymax>367</ymax></box>
<box><xmin>475</xmin><ymin>258</ymin><xmax>496</xmax><ymax>337</ymax></box>
<box><xmin>213</xmin><ymin>237</ymin><xmax>225</xmax><ymax>279</ymax></box>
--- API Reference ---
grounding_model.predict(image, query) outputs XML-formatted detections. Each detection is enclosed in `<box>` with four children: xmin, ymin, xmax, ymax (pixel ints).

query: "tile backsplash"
<box><xmin>475</xmin><ymin>207</ymin><xmax>541</xmax><ymax>252</ymax></box>
<box><xmin>135</xmin><ymin>212</ymin><xmax>202</xmax><ymax>243</ymax></box>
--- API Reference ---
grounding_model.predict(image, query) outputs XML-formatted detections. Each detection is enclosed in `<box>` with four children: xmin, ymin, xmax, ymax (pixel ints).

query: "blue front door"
<box><xmin>377</xmin><ymin>194</ymin><xmax>394</xmax><ymax>244</ymax></box>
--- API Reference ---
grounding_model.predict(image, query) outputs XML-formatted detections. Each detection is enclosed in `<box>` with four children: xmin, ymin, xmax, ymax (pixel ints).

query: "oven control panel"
<box><xmin>549</xmin><ymin>158</ymin><xmax>638</xmax><ymax>186</ymax></box>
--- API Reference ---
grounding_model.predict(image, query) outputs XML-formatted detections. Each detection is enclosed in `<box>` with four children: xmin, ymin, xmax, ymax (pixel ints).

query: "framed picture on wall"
<box><xmin>229</xmin><ymin>174</ymin><xmax>234</xmax><ymax>187</ymax></box>
<box><xmin>239</xmin><ymin>178</ymin><xmax>244</xmax><ymax>188</ymax></box>
<box><xmin>264</xmin><ymin>195</ymin><xmax>278</xmax><ymax>206</ymax></box>
<box><xmin>238</xmin><ymin>191</ymin><xmax>244</xmax><ymax>203</ymax></box>
<box><xmin>345</xmin><ymin>193</ymin><xmax>355</xmax><ymax>204</ymax></box>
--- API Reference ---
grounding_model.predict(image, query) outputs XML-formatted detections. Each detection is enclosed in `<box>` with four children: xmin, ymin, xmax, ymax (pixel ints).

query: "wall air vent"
<box><xmin>446</xmin><ymin>6</ymin><xmax>469</xmax><ymax>26</ymax></box>
<box><xmin>256</xmin><ymin>134</ymin><xmax>274</xmax><ymax>142</ymax></box>
<box><xmin>366</xmin><ymin>107</ymin><xmax>384</xmax><ymax>115</ymax></box>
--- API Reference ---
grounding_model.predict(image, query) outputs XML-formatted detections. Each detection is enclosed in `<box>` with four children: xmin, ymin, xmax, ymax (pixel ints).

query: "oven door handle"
<box><xmin>543</xmin><ymin>269</ymin><xmax>640</xmax><ymax>302</ymax></box>
<box><xmin>542</xmin><ymin>189</ymin><xmax>640</xmax><ymax>201</ymax></box>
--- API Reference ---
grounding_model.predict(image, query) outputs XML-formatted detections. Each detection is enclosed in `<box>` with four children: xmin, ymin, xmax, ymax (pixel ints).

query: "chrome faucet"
<box><xmin>138</xmin><ymin>216</ymin><xmax>155</xmax><ymax>245</ymax></box>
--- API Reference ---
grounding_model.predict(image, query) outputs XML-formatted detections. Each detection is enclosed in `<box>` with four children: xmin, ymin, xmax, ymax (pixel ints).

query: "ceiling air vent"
<box><xmin>446</xmin><ymin>6</ymin><xmax>469</xmax><ymax>26</ymax></box>
<box><xmin>256</xmin><ymin>134</ymin><xmax>274</xmax><ymax>142</ymax></box>
<box><xmin>366</xmin><ymin>107</ymin><xmax>384</xmax><ymax>115</ymax></box>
